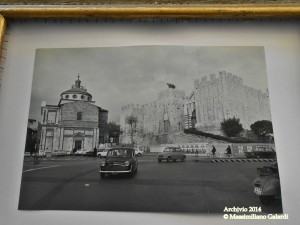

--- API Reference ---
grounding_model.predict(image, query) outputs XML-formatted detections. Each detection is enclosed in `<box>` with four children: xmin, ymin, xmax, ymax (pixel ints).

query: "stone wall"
<box><xmin>61</xmin><ymin>101</ymin><xmax>99</xmax><ymax>122</ymax></box>
<box><xmin>120</xmin><ymin>88</ymin><xmax>185</xmax><ymax>145</ymax></box>
<box><xmin>193</xmin><ymin>71</ymin><xmax>271</xmax><ymax>133</ymax></box>
<box><xmin>120</xmin><ymin>71</ymin><xmax>271</xmax><ymax>144</ymax></box>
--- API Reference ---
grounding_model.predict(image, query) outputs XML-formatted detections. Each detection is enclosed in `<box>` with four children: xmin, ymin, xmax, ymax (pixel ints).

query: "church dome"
<box><xmin>60</xmin><ymin>76</ymin><xmax>92</xmax><ymax>102</ymax></box>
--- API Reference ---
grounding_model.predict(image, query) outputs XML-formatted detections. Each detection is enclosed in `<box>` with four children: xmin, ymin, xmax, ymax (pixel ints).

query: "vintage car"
<box><xmin>24</xmin><ymin>152</ymin><xmax>31</xmax><ymax>157</ymax></box>
<box><xmin>157</xmin><ymin>147</ymin><xmax>186</xmax><ymax>163</ymax></box>
<box><xmin>74</xmin><ymin>148</ymin><xmax>87</xmax><ymax>156</ymax></box>
<box><xmin>97</xmin><ymin>148</ymin><xmax>110</xmax><ymax>158</ymax></box>
<box><xmin>84</xmin><ymin>149</ymin><xmax>95</xmax><ymax>156</ymax></box>
<box><xmin>253</xmin><ymin>163</ymin><xmax>281</xmax><ymax>204</ymax></box>
<box><xmin>38</xmin><ymin>150</ymin><xmax>46</xmax><ymax>157</ymax></box>
<box><xmin>100</xmin><ymin>148</ymin><xmax>138</xmax><ymax>178</ymax></box>
<box><xmin>245</xmin><ymin>146</ymin><xmax>276</xmax><ymax>158</ymax></box>
<box><xmin>134</xmin><ymin>148</ymin><xmax>144</xmax><ymax>157</ymax></box>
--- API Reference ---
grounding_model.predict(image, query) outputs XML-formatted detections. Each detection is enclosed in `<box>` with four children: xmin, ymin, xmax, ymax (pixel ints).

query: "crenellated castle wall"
<box><xmin>120</xmin><ymin>71</ymin><xmax>271</xmax><ymax>144</ymax></box>
<box><xmin>120</xmin><ymin>88</ymin><xmax>185</xmax><ymax>145</ymax></box>
<box><xmin>192</xmin><ymin>71</ymin><xmax>271</xmax><ymax>133</ymax></box>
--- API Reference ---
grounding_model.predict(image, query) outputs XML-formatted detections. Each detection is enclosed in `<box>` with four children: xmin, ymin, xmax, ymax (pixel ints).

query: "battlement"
<box><xmin>121</xmin><ymin>103</ymin><xmax>141</xmax><ymax>111</ymax></box>
<box><xmin>244</xmin><ymin>85</ymin><xmax>268</xmax><ymax>98</ymax></box>
<box><xmin>141</xmin><ymin>101</ymin><xmax>157</xmax><ymax>109</ymax></box>
<box><xmin>158</xmin><ymin>88</ymin><xmax>185</xmax><ymax>101</ymax></box>
<box><xmin>195</xmin><ymin>71</ymin><xmax>244</xmax><ymax>89</ymax></box>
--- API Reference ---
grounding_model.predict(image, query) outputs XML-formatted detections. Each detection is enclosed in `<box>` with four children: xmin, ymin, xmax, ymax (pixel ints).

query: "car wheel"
<box><xmin>173</xmin><ymin>159</ymin><xmax>177</xmax><ymax>162</ymax></box>
<box><xmin>137</xmin><ymin>153</ymin><xmax>141</xmax><ymax>157</ymax></box>
<box><xmin>181</xmin><ymin>156</ymin><xmax>186</xmax><ymax>162</ymax></box>
<box><xmin>100</xmin><ymin>173</ymin><xmax>106</xmax><ymax>179</ymax></box>
<box><xmin>158</xmin><ymin>159</ymin><xmax>162</xmax><ymax>163</ymax></box>
<box><xmin>259</xmin><ymin>195</ymin><xmax>275</xmax><ymax>205</ymax></box>
<box><xmin>97</xmin><ymin>155</ymin><xmax>101</xmax><ymax>158</ymax></box>
<box><xmin>167</xmin><ymin>157</ymin><xmax>171</xmax><ymax>163</ymax></box>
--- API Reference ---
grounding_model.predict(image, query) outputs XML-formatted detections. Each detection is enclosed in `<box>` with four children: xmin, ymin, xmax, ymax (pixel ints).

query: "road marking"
<box><xmin>85</xmin><ymin>184</ymin><xmax>89</xmax><ymax>187</ymax></box>
<box><xmin>211</xmin><ymin>159</ymin><xmax>277</xmax><ymax>163</ymax></box>
<box><xmin>22</xmin><ymin>165</ymin><xmax>61</xmax><ymax>173</ymax></box>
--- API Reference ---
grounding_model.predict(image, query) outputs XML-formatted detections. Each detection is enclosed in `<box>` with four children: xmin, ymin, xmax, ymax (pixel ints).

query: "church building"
<box><xmin>39</xmin><ymin>77</ymin><xmax>108</xmax><ymax>155</ymax></box>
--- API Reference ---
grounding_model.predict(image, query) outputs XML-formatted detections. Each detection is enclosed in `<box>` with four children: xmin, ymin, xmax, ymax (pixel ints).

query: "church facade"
<box><xmin>39</xmin><ymin>77</ymin><xmax>108</xmax><ymax>155</ymax></box>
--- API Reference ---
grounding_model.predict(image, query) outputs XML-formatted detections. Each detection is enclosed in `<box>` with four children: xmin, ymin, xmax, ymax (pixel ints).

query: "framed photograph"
<box><xmin>0</xmin><ymin>1</ymin><xmax>299</xmax><ymax>225</ymax></box>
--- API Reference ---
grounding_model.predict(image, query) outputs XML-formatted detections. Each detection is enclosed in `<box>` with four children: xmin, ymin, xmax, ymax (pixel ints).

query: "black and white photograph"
<box><xmin>19</xmin><ymin>46</ymin><xmax>282</xmax><ymax>213</ymax></box>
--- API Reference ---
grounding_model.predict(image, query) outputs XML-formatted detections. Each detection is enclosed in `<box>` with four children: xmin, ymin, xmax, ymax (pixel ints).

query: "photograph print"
<box><xmin>19</xmin><ymin>46</ymin><xmax>283</xmax><ymax>214</ymax></box>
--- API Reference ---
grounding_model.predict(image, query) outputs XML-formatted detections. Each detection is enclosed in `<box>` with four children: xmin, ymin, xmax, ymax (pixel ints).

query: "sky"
<box><xmin>29</xmin><ymin>46</ymin><xmax>269</xmax><ymax>124</ymax></box>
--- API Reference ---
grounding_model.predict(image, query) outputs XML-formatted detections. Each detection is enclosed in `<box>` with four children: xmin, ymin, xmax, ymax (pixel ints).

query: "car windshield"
<box><xmin>107</xmin><ymin>149</ymin><xmax>133</xmax><ymax>157</ymax></box>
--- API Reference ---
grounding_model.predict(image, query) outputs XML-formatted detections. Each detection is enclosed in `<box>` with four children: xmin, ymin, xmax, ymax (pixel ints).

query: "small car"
<box><xmin>24</xmin><ymin>152</ymin><xmax>31</xmax><ymax>157</ymax></box>
<box><xmin>97</xmin><ymin>148</ymin><xmax>110</xmax><ymax>158</ymax></box>
<box><xmin>253</xmin><ymin>163</ymin><xmax>281</xmax><ymax>204</ymax></box>
<box><xmin>84</xmin><ymin>149</ymin><xmax>95</xmax><ymax>156</ymax></box>
<box><xmin>74</xmin><ymin>148</ymin><xmax>86</xmax><ymax>155</ymax></box>
<box><xmin>100</xmin><ymin>148</ymin><xmax>138</xmax><ymax>178</ymax></box>
<box><xmin>38</xmin><ymin>150</ymin><xmax>46</xmax><ymax>157</ymax></box>
<box><xmin>157</xmin><ymin>147</ymin><xmax>186</xmax><ymax>163</ymax></box>
<box><xmin>134</xmin><ymin>148</ymin><xmax>143</xmax><ymax>157</ymax></box>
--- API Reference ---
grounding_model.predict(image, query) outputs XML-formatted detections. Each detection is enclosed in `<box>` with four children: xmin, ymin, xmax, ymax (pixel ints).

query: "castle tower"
<box><xmin>192</xmin><ymin>71</ymin><xmax>271</xmax><ymax>134</ymax></box>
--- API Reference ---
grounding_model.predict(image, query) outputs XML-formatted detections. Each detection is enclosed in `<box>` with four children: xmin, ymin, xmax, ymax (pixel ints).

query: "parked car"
<box><xmin>97</xmin><ymin>148</ymin><xmax>110</xmax><ymax>158</ymax></box>
<box><xmin>75</xmin><ymin>149</ymin><xmax>86</xmax><ymax>155</ymax></box>
<box><xmin>24</xmin><ymin>152</ymin><xmax>31</xmax><ymax>157</ymax></box>
<box><xmin>100</xmin><ymin>148</ymin><xmax>138</xmax><ymax>178</ymax></box>
<box><xmin>253</xmin><ymin>163</ymin><xmax>281</xmax><ymax>204</ymax></box>
<box><xmin>245</xmin><ymin>150</ymin><xmax>276</xmax><ymax>158</ymax></box>
<box><xmin>84</xmin><ymin>149</ymin><xmax>95</xmax><ymax>156</ymax></box>
<box><xmin>38</xmin><ymin>150</ymin><xmax>46</xmax><ymax>157</ymax></box>
<box><xmin>134</xmin><ymin>148</ymin><xmax>143</xmax><ymax>157</ymax></box>
<box><xmin>157</xmin><ymin>147</ymin><xmax>186</xmax><ymax>163</ymax></box>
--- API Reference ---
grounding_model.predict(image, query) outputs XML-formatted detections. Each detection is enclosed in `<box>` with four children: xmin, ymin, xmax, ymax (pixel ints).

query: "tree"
<box><xmin>107</xmin><ymin>121</ymin><xmax>121</xmax><ymax>145</ymax></box>
<box><xmin>250</xmin><ymin>120</ymin><xmax>273</xmax><ymax>142</ymax></box>
<box><xmin>125</xmin><ymin>115</ymin><xmax>138</xmax><ymax>144</ymax></box>
<box><xmin>221</xmin><ymin>117</ymin><xmax>243</xmax><ymax>137</ymax></box>
<box><xmin>108</xmin><ymin>121</ymin><xmax>120</xmax><ymax>137</ymax></box>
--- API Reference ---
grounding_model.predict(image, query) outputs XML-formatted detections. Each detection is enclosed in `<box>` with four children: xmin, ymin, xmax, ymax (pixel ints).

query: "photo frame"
<box><xmin>0</xmin><ymin>1</ymin><xmax>300</xmax><ymax>55</ymax></box>
<box><xmin>0</xmin><ymin>1</ymin><xmax>300</xmax><ymax>225</ymax></box>
<box><xmin>0</xmin><ymin>0</ymin><xmax>300</xmax><ymax>59</ymax></box>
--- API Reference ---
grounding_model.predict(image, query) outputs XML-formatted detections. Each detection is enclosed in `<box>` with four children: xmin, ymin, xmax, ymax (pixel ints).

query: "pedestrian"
<box><xmin>93</xmin><ymin>147</ymin><xmax>97</xmax><ymax>157</ymax></box>
<box><xmin>226</xmin><ymin>145</ymin><xmax>232</xmax><ymax>156</ymax></box>
<box><xmin>211</xmin><ymin>145</ymin><xmax>216</xmax><ymax>156</ymax></box>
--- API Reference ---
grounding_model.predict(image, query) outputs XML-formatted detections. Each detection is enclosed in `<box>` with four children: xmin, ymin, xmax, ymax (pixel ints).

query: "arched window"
<box><xmin>77</xmin><ymin>112</ymin><xmax>82</xmax><ymax>120</ymax></box>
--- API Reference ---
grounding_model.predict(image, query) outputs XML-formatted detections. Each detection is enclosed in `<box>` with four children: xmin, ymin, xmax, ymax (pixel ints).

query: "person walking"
<box><xmin>225</xmin><ymin>145</ymin><xmax>232</xmax><ymax>156</ymax></box>
<box><xmin>211</xmin><ymin>145</ymin><xmax>217</xmax><ymax>156</ymax></box>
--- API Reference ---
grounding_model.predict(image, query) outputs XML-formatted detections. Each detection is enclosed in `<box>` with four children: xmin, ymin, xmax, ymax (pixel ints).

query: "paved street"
<box><xmin>19</xmin><ymin>155</ymin><xmax>283</xmax><ymax>213</ymax></box>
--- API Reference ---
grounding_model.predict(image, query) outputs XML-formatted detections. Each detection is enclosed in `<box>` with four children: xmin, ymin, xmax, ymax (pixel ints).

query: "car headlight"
<box><xmin>100</xmin><ymin>161</ymin><xmax>106</xmax><ymax>167</ymax></box>
<box><xmin>124</xmin><ymin>161</ymin><xmax>130</xmax><ymax>166</ymax></box>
